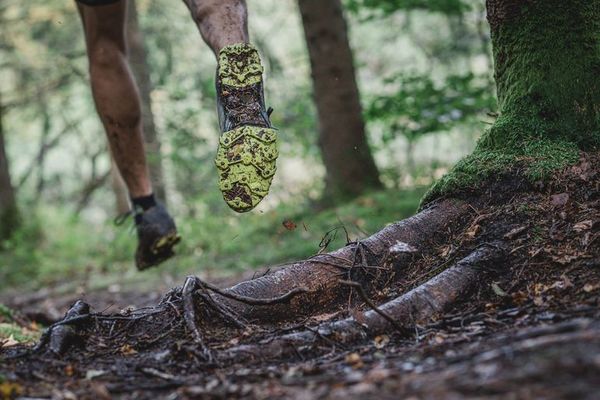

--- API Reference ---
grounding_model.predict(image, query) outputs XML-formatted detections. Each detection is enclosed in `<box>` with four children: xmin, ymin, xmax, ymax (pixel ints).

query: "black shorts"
<box><xmin>76</xmin><ymin>0</ymin><xmax>121</xmax><ymax>6</ymax></box>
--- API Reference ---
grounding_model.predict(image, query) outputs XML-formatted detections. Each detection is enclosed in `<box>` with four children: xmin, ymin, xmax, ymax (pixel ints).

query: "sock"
<box><xmin>131</xmin><ymin>193</ymin><xmax>157</xmax><ymax>211</ymax></box>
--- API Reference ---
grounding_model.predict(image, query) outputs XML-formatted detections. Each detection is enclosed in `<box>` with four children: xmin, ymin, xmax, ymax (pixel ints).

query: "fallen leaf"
<box><xmin>465</xmin><ymin>224</ymin><xmax>481</xmax><ymax>239</ymax></box>
<box><xmin>85</xmin><ymin>370</ymin><xmax>107</xmax><ymax>380</ymax></box>
<box><xmin>64</xmin><ymin>364</ymin><xmax>75</xmax><ymax>377</ymax></box>
<box><xmin>373</xmin><ymin>335</ymin><xmax>389</xmax><ymax>349</ymax></box>
<box><xmin>0</xmin><ymin>335</ymin><xmax>19</xmax><ymax>348</ymax></box>
<box><xmin>504</xmin><ymin>226</ymin><xmax>527</xmax><ymax>240</ymax></box>
<box><xmin>282</xmin><ymin>220</ymin><xmax>297</xmax><ymax>231</ymax></box>
<box><xmin>573</xmin><ymin>220</ymin><xmax>593</xmax><ymax>232</ymax></box>
<box><xmin>120</xmin><ymin>344</ymin><xmax>137</xmax><ymax>355</ymax></box>
<box><xmin>491</xmin><ymin>282</ymin><xmax>508</xmax><ymax>297</ymax></box>
<box><xmin>550</xmin><ymin>193</ymin><xmax>569</xmax><ymax>207</ymax></box>
<box><xmin>345</xmin><ymin>352</ymin><xmax>364</xmax><ymax>369</ymax></box>
<box><xmin>552</xmin><ymin>254</ymin><xmax>579</xmax><ymax>265</ymax></box>
<box><xmin>583</xmin><ymin>283</ymin><xmax>600</xmax><ymax>293</ymax></box>
<box><xmin>0</xmin><ymin>381</ymin><xmax>23</xmax><ymax>398</ymax></box>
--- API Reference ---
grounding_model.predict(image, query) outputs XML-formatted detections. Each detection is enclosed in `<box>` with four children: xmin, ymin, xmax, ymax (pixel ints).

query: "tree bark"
<box><xmin>298</xmin><ymin>0</ymin><xmax>382</xmax><ymax>202</ymax></box>
<box><xmin>0</xmin><ymin>98</ymin><xmax>20</xmax><ymax>242</ymax></box>
<box><xmin>126</xmin><ymin>0</ymin><xmax>167</xmax><ymax>204</ymax></box>
<box><xmin>483</xmin><ymin>0</ymin><xmax>600</xmax><ymax>149</ymax></box>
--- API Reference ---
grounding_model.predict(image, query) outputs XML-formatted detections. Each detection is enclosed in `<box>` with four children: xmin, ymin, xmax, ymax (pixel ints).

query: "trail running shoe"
<box><xmin>215</xmin><ymin>43</ymin><xmax>279</xmax><ymax>213</ymax></box>
<box><xmin>133</xmin><ymin>203</ymin><xmax>180</xmax><ymax>270</ymax></box>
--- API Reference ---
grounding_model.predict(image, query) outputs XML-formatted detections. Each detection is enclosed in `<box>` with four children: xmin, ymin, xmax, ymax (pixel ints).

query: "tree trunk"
<box><xmin>425</xmin><ymin>0</ymin><xmax>599</xmax><ymax>204</ymax></box>
<box><xmin>126</xmin><ymin>0</ymin><xmax>167</xmax><ymax>204</ymax></box>
<box><xmin>298</xmin><ymin>0</ymin><xmax>382</xmax><ymax>202</ymax></box>
<box><xmin>0</xmin><ymin>99</ymin><xmax>20</xmax><ymax>242</ymax></box>
<box><xmin>484</xmin><ymin>0</ymin><xmax>600</xmax><ymax>149</ymax></box>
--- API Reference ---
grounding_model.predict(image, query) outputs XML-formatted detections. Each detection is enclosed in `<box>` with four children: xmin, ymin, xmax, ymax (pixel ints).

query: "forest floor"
<box><xmin>1</xmin><ymin>153</ymin><xmax>599</xmax><ymax>399</ymax></box>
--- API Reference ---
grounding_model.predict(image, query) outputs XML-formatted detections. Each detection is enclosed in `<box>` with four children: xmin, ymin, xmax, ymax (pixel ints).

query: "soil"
<box><xmin>1</xmin><ymin>152</ymin><xmax>599</xmax><ymax>400</ymax></box>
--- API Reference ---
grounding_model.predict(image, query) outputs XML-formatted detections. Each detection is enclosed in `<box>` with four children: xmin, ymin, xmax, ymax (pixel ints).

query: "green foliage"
<box><xmin>346</xmin><ymin>0</ymin><xmax>470</xmax><ymax>16</ymax></box>
<box><xmin>366</xmin><ymin>73</ymin><xmax>495</xmax><ymax>142</ymax></box>
<box><xmin>0</xmin><ymin>304</ymin><xmax>14</xmax><ymax>322</ymax></box>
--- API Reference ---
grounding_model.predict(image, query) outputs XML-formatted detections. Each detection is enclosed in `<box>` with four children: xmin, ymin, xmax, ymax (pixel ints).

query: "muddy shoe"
<box><xmin>133</xmin><ymin>203</ymin><xmax>181</xmax><ymax>270</ymax></box>
<box><xmin>215</xmin><ymin>43</ymin><xmax>279</xmax><ymax>213</ymax></box>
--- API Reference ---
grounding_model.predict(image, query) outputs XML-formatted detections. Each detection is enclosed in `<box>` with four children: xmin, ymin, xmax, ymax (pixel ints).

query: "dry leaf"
<box><xmin>583</xmin><ymin>283</ymin><xmax>600</xmax><ymax>293</ymax></box>
<box><xmin>0</xmin><ymin>335</ymin><xmax>19</xmax><ymax>348</ymax></box>
<box><xmin>504</xmin><ymin>226</ymin><xmax>527</xmax><ymax>240</ymax></box>
<box><xmin>345</xmin><ymin>352</ymin><xmax>364</xmax><ymax>369</ymax></box>
<box><xmin>373</xmin><ymin>335</ymin><xmax>389</xmax><ymax>349</ymax></box>
<box><xmin>465</xmin><ymin>224</ymin><xmax>481</xmax><ymax>239</ymax></box>
<box><xmin>0</xmin><ymin>382</ymin><xmax>23</xmax><ymax>398</ymax></box>
<box><xmin>64</xmin><ymin>364</ymin><xmax>75</xmax><ymax>377</ymax></box>
<box><xmin>120</xmin><ymin>344</ymin><xmax>137</xmax><ymax>355</ymax></box>
<box><xmin>550</xmin><ymin>193</ymin><xmax>569</xmax><ymax>207</ymax></box>
<box><xmin>491</xmin><ymin>282</ymin><xmax>508</xmax><ymax>297</ymax></box>
<box><xmin>573</xmin><ymin>220</ymin><xmax>593</xmax><ymax>232</ymax></box>
<box><xmin>282</xmin><ymin>220</ymin><xmax>297</xmax><ymax>231</ymax></box>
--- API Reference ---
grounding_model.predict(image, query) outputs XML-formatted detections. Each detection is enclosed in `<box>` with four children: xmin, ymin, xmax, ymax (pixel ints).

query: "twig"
<box><xmin>338</xmin><ymin>280</ymin><xmax>409</xmax><ymax>335</ymax></box>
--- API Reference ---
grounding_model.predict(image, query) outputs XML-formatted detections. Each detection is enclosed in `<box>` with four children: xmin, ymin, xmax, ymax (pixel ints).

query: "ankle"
<box><xmin>131</xmin><ymin>193</ymin><xmax>157</xmax><ymax>211</ymax></box>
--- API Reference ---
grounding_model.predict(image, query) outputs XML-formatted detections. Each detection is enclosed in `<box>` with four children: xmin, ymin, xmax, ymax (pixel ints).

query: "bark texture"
<box><xmin>126</xmin><ymin>0</ymin><xmax>167</xmax><ymax>203</ymax></box>
<box><xmin>0</xmin><ymin>100</ymin><xmax>19</xmax><ymax>242</ymax></box>
<box><xmin>298</xmin><ymin>0</ymin><xmax>382</xmax><ymax>202</ymax></box>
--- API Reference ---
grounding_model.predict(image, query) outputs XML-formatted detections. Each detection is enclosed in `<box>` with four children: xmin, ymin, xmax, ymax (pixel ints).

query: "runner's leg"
<box><xmin>77</xmin><ymin>0</ymin><xmax>152</xmax><ymax>198</ymax></box>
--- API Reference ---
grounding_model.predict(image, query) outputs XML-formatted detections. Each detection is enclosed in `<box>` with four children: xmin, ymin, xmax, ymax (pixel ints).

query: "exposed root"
<box><xmin>221</xmin><ymin>242</ymin><xmax>507</xmax><ymax>363</ymax></box>
<box><xmin>217</xmin><ymin>199</ymin><xmax>471</xmax><ymax>321</ymax></box>
<box><xmin>35</xmin><ymin>300</ymin><xmax>90</xmax><ymax>355</ymax></box>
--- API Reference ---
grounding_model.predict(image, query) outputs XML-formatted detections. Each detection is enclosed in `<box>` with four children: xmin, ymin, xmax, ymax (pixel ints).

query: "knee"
<box><xmin>190</xmin><ymin>0</ymin><xmax>246</xmax><ymax>23</ymax></box>
<box><xmin>88</xmin><ymin>38</ymin><xmax>126</xmax><ymax>70</ymax></box>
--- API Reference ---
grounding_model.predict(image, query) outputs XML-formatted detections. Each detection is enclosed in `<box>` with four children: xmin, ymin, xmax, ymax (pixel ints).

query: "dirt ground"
<box><xmin>1</xmin><ymin>153</ymin><xmax>599</xmax><ymax>399</ymax></box>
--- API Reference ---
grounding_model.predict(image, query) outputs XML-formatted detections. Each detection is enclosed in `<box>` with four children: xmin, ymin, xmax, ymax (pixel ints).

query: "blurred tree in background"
<box><xmin>0</xmin><ymin>0</ymin><xmax>497</xmax><ymax>290</ymax></box>
<box><xmin>298</xmin><ymin>0</ymin><xmax>382</xmax><ymax>203</ymax></box>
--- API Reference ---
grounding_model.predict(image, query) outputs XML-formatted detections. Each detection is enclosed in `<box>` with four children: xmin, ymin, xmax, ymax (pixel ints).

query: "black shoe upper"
<box><xmin>133</xmin><ymin>203</ymin><xmax>180</xmax><ymax>270</ymax></box>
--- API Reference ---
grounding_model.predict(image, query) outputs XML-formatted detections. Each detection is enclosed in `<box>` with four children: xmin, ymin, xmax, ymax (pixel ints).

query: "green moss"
<box><xmin>423</xmin><ymin>136</ymin><xmax>580</xmax><ymax>205</ymax></box>
<box><xmin>0</xmin><ymin>304</ymin><xmax>14</xmax><ymax>322</ymax></box>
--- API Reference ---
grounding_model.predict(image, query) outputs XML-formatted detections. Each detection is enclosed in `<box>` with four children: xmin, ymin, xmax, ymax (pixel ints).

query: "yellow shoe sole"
<box><xmin>215</xmin><ymin>125</ymin><xmax>278</xmax><ymax>212</ymax></box>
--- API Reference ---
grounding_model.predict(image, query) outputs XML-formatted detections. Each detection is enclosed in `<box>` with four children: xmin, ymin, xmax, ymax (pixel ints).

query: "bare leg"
<box><xmin>182</xmin><ymin>0</ymin><xmax>249</xmax><ymax>53</ymax></box>
<box><xmin>77</xmin><ymin>1</ymin><xmax>152</xmax><ymax>198</ymax></box>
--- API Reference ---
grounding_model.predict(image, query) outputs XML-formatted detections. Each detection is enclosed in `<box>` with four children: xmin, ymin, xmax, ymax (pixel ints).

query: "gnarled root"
<box><xmin>214</xmin><ymin>199</ymin><xmax>471</xmax><ymax>322</ymax></box>
<box><xmin>220</xmin><ymin>242</ymin><xmax>507</xmax><ymax>363</ymax></box>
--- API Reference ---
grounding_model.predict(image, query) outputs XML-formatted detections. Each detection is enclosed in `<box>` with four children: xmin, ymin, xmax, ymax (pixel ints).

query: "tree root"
<box><xmin>214</xmin><ymin>199</ymin><xmax>471</xmax><ymax>321</ymax></box>
<box><xmin>35</xmin><ymin>300</ymin><xmax>90</xmax><ymax>355</ymax></box>
<box><xmin>220</xmin><ymin>242</ymin><xmax>506</xmax><ymax>363</ymax></box>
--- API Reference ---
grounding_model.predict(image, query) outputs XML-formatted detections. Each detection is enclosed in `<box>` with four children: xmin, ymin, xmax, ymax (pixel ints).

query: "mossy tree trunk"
<box><xmin>0</xmin><ymin>100</ymin><xmax>20</xmax><ymax>243</ymax></box>
<box><xmin>298</xmin><ymin>0</ymin><xmax>382</xmax><ymax>203</ymax></box>
<box><xmin>126</xmin><ymin>0</ymin><xmax>167</xmax><ymax>204</ymax></box>
<box><xmin>484</xmin><ymin>0</ymin><xmax>599</xmax><ymax>150</ymax></box>
<box><xmin>426</xmin><ymin>0</ymin><xmax>599</xmax><ymax>202</ymax></box>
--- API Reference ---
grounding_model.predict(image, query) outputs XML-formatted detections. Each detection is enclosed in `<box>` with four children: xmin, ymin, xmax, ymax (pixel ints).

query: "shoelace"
<box><xmin>113</xmin><ymin>205</ymin><xmax>144</xmax><ymax>227</ymax></box>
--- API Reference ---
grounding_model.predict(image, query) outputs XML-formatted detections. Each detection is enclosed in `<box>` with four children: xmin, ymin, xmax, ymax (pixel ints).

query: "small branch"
<box><xmin>339</xmin><ymin>280</ymin><xmax>409</xmax><ymax>335</ymax></box>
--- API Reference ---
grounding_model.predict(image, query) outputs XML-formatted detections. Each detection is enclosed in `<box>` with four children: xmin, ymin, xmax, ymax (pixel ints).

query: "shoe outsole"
<box><xmin>215</xmin><ymin>125</ymin><xmax>278</xmax><ymax>212</ymax></box>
